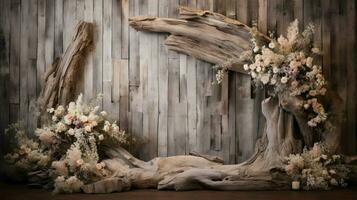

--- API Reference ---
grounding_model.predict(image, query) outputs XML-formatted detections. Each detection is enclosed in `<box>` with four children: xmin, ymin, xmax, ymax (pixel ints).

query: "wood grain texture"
<box><xmin>0</xmin><ymin>0</ymin><xmax>356</xmax><ymax>161</ymax></box>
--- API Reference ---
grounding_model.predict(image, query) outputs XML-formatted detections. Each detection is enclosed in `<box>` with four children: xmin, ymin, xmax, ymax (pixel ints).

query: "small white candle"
<box><xmin>292</xmin><ymin>181</ymin><xmax>300</xmax><ymax>190</ymax></box>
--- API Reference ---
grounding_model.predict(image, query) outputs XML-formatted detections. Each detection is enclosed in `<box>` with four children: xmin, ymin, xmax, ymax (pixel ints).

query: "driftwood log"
<box><xmin>37</xmin><ymin>21</ymin><xmax>93</xmax><ymax>119</ymax></box>
<box><xmin>77</xmin><ymin>7</ymin><xmax>357</xmax><ymax>193</ymax></box>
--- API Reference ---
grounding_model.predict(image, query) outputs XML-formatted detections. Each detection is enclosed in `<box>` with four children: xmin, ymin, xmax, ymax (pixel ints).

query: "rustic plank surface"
<box><xmin>0</xmin><ymin>0</ymin><xmax>356</xmax><ymax>161</ymax></box>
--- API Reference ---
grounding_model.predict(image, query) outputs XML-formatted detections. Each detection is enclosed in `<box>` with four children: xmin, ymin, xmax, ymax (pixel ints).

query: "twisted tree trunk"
<box><xmin>37</xmin><ymin>21</ymin><xmax>93</xmax><ymax>121</ymax></box>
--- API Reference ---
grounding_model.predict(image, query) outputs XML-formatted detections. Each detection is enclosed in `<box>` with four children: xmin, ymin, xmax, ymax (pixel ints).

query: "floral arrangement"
<box><xmin>216</xmin><ymin>20</ymin><xmax>328</xmax><ymax>128</ymax></box>
<box><xmin>246</xmin><ymin>20</ymin><xmax>327</xmax><ymax>128</ymax></box>
<box><xmin>284</xmin><ymin>143</ymin><xmax>349</xmax><ymax>190</ymax></box>
<box><xmin>3</xmin><ymin>94</ymin><xmax>131</xmax><ymax>193</ymax></box>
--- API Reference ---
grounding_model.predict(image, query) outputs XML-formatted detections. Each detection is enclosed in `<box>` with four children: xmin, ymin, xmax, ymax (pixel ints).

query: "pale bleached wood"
<box><xmin>157</xmin><ymin>0</ymin><xmax>169</xmax><ymax>157</ymax></box>
<box><xmin>37</xmin><ymin>0</ymin><xmax>46</xmax><ymax>96</ymax></box>
<box><xmin>112</xmin><ymin>0</ymin><xmax>122</xmax><ymax>60</ymax></box>
<box><xmin>121</xmin><ymin>0</ymin><xmax>129</xmax><ymax>59</ymax></box>
<box><xmin>146</xmin><ymin>0</ymin><xmax>159</xmax><ymax>159</ymax></box>
<box><xmin>129</xmin><ymin>6</ymin><xmax>270</xmax><ymax>74</ymax></box>
<box><xmin>110</xmin><ymin>0</ymin><xmax>122</xmax><ymax>121</ymax></box>
<box><xmin>102</xmin><ymin>0</ymin><xmax>114</xmax><ymax>117</ymax></box>
<box><xmin>128</xmin><ymin>0</ymin><xmax>142</xmax><ymax>156</ymax></box>
<box><xmin>93</xmin><ymin>0</ymin><xmax>103</xmax><ymax>107</ymax></box>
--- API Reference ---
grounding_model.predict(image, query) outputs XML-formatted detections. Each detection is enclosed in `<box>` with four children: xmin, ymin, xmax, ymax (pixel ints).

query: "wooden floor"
<box><xmin>0</xmin><ymin>183</ymin><xmax>357</xmax><ymax>200</ymax></box>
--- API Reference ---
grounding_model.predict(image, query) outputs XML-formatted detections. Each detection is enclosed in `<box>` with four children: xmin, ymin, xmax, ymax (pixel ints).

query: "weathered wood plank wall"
<box><xmin>0</xmin><ymin>0</ymin><xmax>356</xmax><ymax>161</ymax></box>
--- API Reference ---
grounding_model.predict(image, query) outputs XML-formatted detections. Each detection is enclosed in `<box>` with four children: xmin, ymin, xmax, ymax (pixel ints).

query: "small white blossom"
<box><xmin>281</xmin><ymin>76</ymin><xmax>288</xmax><ymax>84</ymax></box>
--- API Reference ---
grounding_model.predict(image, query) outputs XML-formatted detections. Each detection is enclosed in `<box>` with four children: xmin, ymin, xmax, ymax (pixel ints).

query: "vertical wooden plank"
<box><xmin>346</xmin><ymin>0</ymin><xmax>356</xmax><ymax>154</ymax></box>
<box><xmin>121</xmin><ymin>0</ymin><xmax>129</xmax><ymax>59</ymax></box>
<box><xmin>235</xmin><ymin>0</ymin><xmax>257</xmax><ymax>163</ymax></box>
<box><xmin>76</xmin><ymin>0</ymin><xmax>85</xmax><ymax>21</ymax></box>
<box><xmin>45</xmin><ymin>0</ymin><xmax>55</xmax><ymax>72</ymax></box>
<box><xmin>54</xmin><ymin>0</ymin><xmax>63</xmax><ymax>58</ymax></box>
<box><xmin>20</xmin><ymin>0</ymin><xmax>29</xmax><ymax>128</ymax></box>
<box><xmin>118</xmin><ymin>59</ymin><xmax>129</xmax><ymax>133</ymax></box>
<box><xmin>112</xmin><ymin>0</ymin><xmax>122</xmax><ymax>60</ymax></box>
<box><xmin>177</xmin><ymin>0</ymin><xmax>189</xmax><ymax>155</ymax></box>
<box><xmin>93</xmin><ymin>0</ymin><xmax>103</xmax><ymax>106</ymax></box>
<box><xmin>157</xmin><ymin>0</ymin><xmax>169</xmax><ymax>157</ymax></box>
<box><xmin>194</xmin><ymin>0</ymin><xmax>211</xmax><ymax>155</ymax></box>
<box><xmin>135</xmin><ymin>0</ymin><xmax>149</xmax><ymax>159</ymax></box>
<box><xmin>83</xmin><ymin>0</ymin><xmax>94</xmax><ymax>101</ymax></box>
<box><xmin>0</xmin><ymin>0</ymin><xmax>10</xmax><ymax>155</ymax></box>
<box><xmin>9</xmin><ymin>0</ymin><xmax>21</xmax><ymax>126</ymax></box>
<box><xmin>145</xmin><ymin>0</ymin><xmax>159</xmax><ymax>158</ymax></box>
<box><xmin>322</xmin><ymin>0</ymin><xmax>331</xmax><ymax>82</ymax></box>
<box><xmin>27</xmin><ymin>0</ymin><xmax>38</xmax><ymax>133</ymax></box>
<box><xmin>129</xmin><ymin>0</ymin><xmax>142</xmax><ymax>156</ymax></box>
<box><xmin>166</xmin><ymin>0</ymin><xmax>181</xmax><ymax>156</ymax></box>
<box><xmin>102</xmin><ymin>0</ymin><xmax>114</xmax><ymax>116</ymax></box>
<box><xmin>37</xmin><ymin>0</ymin><xmax>46</xmax><ymax>96</ymax></box>
<box><xmin>9</xmin><ymin>0</ymin><xmax>21</xmax><ymax>105</ymax></box>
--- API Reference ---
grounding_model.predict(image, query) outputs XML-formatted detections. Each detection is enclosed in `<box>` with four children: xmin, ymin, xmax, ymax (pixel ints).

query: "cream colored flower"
<box><xmin>281</xmin><ymin>76</ymin><xmax>288</xmax><ymax>84</ymax></box>
<box><xmin>47</xmin><ymin>108</ymin><xmax>55</xmax><ymax>113</ymax></box>
<box><xmin>268</xmin><ymin>42</ymin><xmax>275</xmax><ymax>49</ymax></box>
<box><xmin>68</xmin><ymin>128</ymin><xmax>75</xmax><ymax>135</ymax></box>
<box><xmin>273</xmin><ymin>67</ymin><xmax>279</xmax><ymax>73</ymax></box>
<box><xmin>56</xmin><ymin>122</ymin><xmax>67</xmax><ymax>133</ymax></box>
<box><xmin>100</xmin><ymin>111</ymin><xmax>107</xmax><ymax>117</ymax></box>
<box><xmin>55</xmin><ymin>105</ymin><xmax>65</xmax><ymax>116</ymax></box>
<box><xmin>84</xmin><ymin>125</ymin><xmax>92</xmax><ymax>133</ymax></box>
<box><xmin>253</xmin><ymin>46</ymin><xmax>259</xmax><ymax>53</ymax></box>
<box><xmin>256</xmin><ymin>66</ymin><xmax>262</xmax><ymax>72</ymax></box>
<box><xmin>251</xmin><ymin>71</ymin><xmax>257</xmax><ymax>78</ymax></box>
<box><xmin>80</xmin><ymin>115</ymin><xmax>88</xmax><ymax>123</ymax></box>
<box><xmin>306</xmin><ymin>57</ymin><xmax>313</xmax><ymax>67</ymax></box>
<box><xmin>261</xmin><ymin>74</ymin><xmax>270</xmax><ymax>85</ymax></box>
<box><xmin>243</xmin><ymin>64</ymin><xmax>249</xmax><ymax>71</ymax></box>
<box><xmin>98</xmin><ymin>134</ymin><xmax>104</xmax><ymax>141</ymax></box>
<box><xmin>103</xmin><ymin>124</ymin><xmax>110</xmax><ymax>132</ymax></box>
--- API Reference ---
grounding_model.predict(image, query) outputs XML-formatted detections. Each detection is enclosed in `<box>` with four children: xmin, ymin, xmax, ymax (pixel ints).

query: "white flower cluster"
<box><xmin>284</xmin><ymin>143</ymin><xmax>349</xmax><ymax>190</ymax></box>
<box><xmin>4</xmin><ymin>94</ymin><xmax>130</xmax><ymax>193</ymax></box>
<box><xmin>244</xmin><ymin>19</ymin><xmax>327</xmax><ymax>128</ymax></box>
